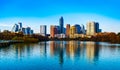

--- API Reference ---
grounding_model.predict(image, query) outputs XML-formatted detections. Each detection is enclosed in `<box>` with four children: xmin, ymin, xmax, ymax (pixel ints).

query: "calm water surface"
<box><xmin>0</xmin><ymin>41</ymin><xmax>120</xmax><ymax>70</ymax></box>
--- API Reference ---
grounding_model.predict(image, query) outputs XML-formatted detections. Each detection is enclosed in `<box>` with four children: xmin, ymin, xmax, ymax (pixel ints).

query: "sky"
<box><xmin>0</xmin><ymin>0</ymin><xmax>120</xmax><ymax>33</ymax></box>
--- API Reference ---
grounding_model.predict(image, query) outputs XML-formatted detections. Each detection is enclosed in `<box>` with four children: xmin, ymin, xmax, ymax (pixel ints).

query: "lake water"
<box><xmin>0</xmin><ymin>41</ymin><xmax>120</xmax><ymax>70</ymax></box>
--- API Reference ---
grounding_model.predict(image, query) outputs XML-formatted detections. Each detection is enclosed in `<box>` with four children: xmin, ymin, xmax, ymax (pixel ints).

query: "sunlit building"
<box><xmin>70</xmin><ymin>26</ymin><xmax>76</xmax><ymax>35</ymax></box>
<box><xmin>86</xmin><ymin>21</ymin><xmax>101</xmax><ymax>36</ymax></box>
<box><xmin>66</xmin><ymin>24</ymin><xmax>70</xmax><ymax>37</ymax></box>
<box><xmin>50</xmin><ymin>25</ymin><xmax>57</xmax><ymax>38</ymax></box>
<box><xmin>40</xmin><ymin>25</ymin><xmax>47</xmax><ymax>36</ymax></box>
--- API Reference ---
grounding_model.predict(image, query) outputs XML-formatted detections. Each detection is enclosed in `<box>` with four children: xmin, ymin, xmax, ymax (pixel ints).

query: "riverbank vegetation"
<box><xmin>50</xmin><ymin>32</ymin><xmax>120</xmax><ymax>44</ymax></box>
<box><xmin>0</xmin><ymin>30</ymin><xmax>120</xmax><ymax>44</ymax></box>
<box><xmin>0</xmin><ymin>30</ymin><xmax>49</xmax><ymax>43</ymax></box>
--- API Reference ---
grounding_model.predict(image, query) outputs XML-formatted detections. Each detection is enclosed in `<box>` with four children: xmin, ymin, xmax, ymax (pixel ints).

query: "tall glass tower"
<box><xmin>59</xmin><ymin>16</ymin><xmax>64</xmax><ymax>34</ymax></box>
<box><xmin>18</xmin><ymin>22</ymin><xmax>22</xmax><ymax>31</ymax></box>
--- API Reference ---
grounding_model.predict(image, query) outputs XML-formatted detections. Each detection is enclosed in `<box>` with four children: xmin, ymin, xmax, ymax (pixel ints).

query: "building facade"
<box><xmin>70</xmin><ymin>26</ymin><xmax>76</xmax><ymax>35</ymax></box>
<box><xmin>66</xmin><ymin>24</ymin><xmax>70</xmax><ymax>37</ymax></box>
<box><xmin>40</xmin><ymin>25</ymin><xmax>47</xmax><ymax>36</ymax></box>
<box><xmin>86</xmin><ymin>21</ymin><xmax>101</xmax><ymax>36</ymax></box>
<box><xmin>74</xmin><ymin>24</ymin><xmax>81</xmax><ymax>34</ymax></box>
<box><xmin>59</xmin><ymin>16</ymin><xmax>64</xmax><ymax>34</ymax></box>
<box><xmin>50</xmin><ymin>25</ymin><xmax>57</xmax><ymax>38</ymax></box>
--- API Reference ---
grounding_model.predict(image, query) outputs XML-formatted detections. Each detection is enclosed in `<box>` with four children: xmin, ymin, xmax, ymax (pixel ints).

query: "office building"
<box><xmin>22</xmin><ymin>28</ymin><xmax>27</xmax><ymax>35</ymax></box>
<box><xmin>26</xmin><ymin>27</ymin><xmax>31</xmax><ymax>35</ymax></box>
<box><xmin>63</xmin><ymin>27</ymin><xmax>66</xmax><ymax>34</ymax></box>
<box><xmin>56</xmin><ymin>26</ymin><xmax>60</xmax><ymax>34</ymax></box>
<box><xmin>80</xmin><ymin>24</ymin><xmax>86</xmax><ymax>34</ymax></box>
<box><xmin>86</xmin><ymin>21</ymin><xmax>100</xmax><ymax>36</ymax></box>
<box><xmin>66</xmin><ymin>24</ymin><xmax>70</xmax><ymax>37</ymax></box>
<box><xmin>59</xmin><ymin>16</ymin><xmax>64</xmax><ymax>34</ymax></box>
<box><xmin>86</xmin><ymin>22</ymin><xmax>96</xmax><ymax>35</ymax></box>
<box><xmin>14</xmin><ymin>24</ymin><xmax>19</xmax><ymax>32</ymax></box>
<box><xmin>95</xmin><ymin>22</ymin><xmax>99</xmax><ymax>33</ymax></box>
<box><xmin>18</xmin><ymin>22</ymin><xmax>22</xmax><ymax>31</ymax></box>
<box><xmin>40</xmin><ymin>25</ymin><xmax>47</xmax><ymax>36</ymax></box>
<box><xmin>50</xmin><ymin>25</ymin><xmax>57</xmax><ymax>38</ymax></box>
<box><xmin>31</xmin><ymin>30</ymin><xmax>34</xmax><ymax>35</ymax></box>
<box><xmin>70</xmin><ymin>26</ymin><xmax>76</xmax><ymax>35</ymax></box>
<box><xmin>74</xmin><ymin>24</ymin><xmax>81</xmax><ymax>34</ymax></box>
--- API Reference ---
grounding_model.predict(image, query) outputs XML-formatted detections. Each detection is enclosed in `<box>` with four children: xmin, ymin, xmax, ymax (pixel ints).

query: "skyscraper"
<box><xmin>50</xmin><ymin>25</ymin><xmax>57</xmax><ymax>38</ymax></box>
<box><xmin>74</xmin><ymin>24</ymin><xmax>81</xmax><ymax>34</ymax></box>
<box><xmin>59</xmin><ymin>16</ymin><xmax>64</xmax><ymax>34</ymax></box>
<box><xmin>40</xmin><ymin>25</ymin><xmax>47</xmax><ymax>36</ymax></box>
<box><xmin>22</xmin><ymin>27</ymin><xmax>27</xmax><ymax>35</ymax></box>
<box><xmin>56</xmin><ymin>26</ymin><xmax>60</xmax><ymax>34</ymax></box>
<box><xmin>14</xmin><ymin>24</ymin><xmax>19</xmax><ymax>32</ymax></box>
<box><xmin>12</xmin><ymin>24</ymin><xmax>19</xmax><ymax>32</ymax></box>
<box><xmin>31</xmin><ymin>30</ymin><xmax>34</xmax><ymax>35</ymax></box>
<box><xmin>95</xmin><ymin>22</ymin><xmax>99</xmax><ymax>33</ymax></box>
<box><xmin>80</xmin><ymin>24</ymin><xmax>86</xmax><ymax>34</ymax></box>
<box><xmin>86</xmin><ymin>21</ymin><xmax>100</xmax><ymax>35</ymax></box>
<box><xmin>26</xmin><ymin>27</ymin><xmax>31</xmax><ymax>35</ymax></box>
<box><xmin>66</xmin><ymin>24</ymin><xmax>70</xmax><ymax>37</ymax></box>
<box><xmin>18</xmin><ymin>22</ymin><xmax>22</xmax><ymax>31</ymax></box>
<box><xmin>70</xmin><ymin>26</ymin><xmax>76</xmax><ymax>35</ymax></box>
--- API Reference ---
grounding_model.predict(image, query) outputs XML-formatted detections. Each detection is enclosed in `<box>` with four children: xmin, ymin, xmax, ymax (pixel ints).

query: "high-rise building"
<box><xmin>26</xmin><ymin>27</ymin><xmax>31</xmax><ymax>35</ymax></box>
<box><xmin>22</xmin><ymin>27</ymin><xmax>27</xmax><ymax>35</ymax></box>
<box><xmin>31</xmin><ymin>30</ymin><xmax>34</xmax><ymax>35</ymax></box>
<box><xmin>74</xmin><ymin>24</ymin><xmax>81</xmax><ymax>34</ymax></box>
<box><xmin>66</xmin><ymin>24</ymin><xmax>70</xmax><ymax>37</ymax></box>
<box><xmin>59</xmin><ymin>16</ymin><xmax>64</xmax><ymax>34</ymax></box>
<box><xmin>18</xmin><ymin>22</ymin><xmax>22</xmax><ymax>31</ymax></box>
<box><xmin>63</xmin><ymin>27</ymin><xmax>66</xmax><ymax>34</ymax></box>
<box><xmin>86</xmin><ymin>22</ymin><xmax>96</xmax><ymax>35</ymax></box>
<box><xmin>80</xmin><ymin>24</ymin><xmax>86</xmax><ymax>34</ymax></box>
<box><xmin>70</xmin><ymin>26</ymin><xmax>76</xmax><ymax>35</ymax></box>
<box><xmin>50</xmin><ymin>25</ymin><xmax>57</xmax><ymax>38</ymax></box>
<box><xmin>12</xmin><ymin>24</ymin><xmax>19</xmax><ymax>32</ymax></box>
<box><xmin>95</xmin><ymin>22</ymin><xmax>99</xmax><ymax>33</ymax></box>
<box><xmin>56</xmin><ymin>26</ymin><xmax>60</xmax><ymax>34</ymax></box>
<box><xmin>14</xmin><ymin>24</ymin><xmax>19</xmax><ymax>32</ymax></box>
<box><xmin>40</xmin><ymin>25</ymin><xmax>47</xmax><ymax>36</ymax></box>
<box><xmin>86</xmin><ymin>21</ymin><xmax>100</xmax><ymax>35</ymax></box>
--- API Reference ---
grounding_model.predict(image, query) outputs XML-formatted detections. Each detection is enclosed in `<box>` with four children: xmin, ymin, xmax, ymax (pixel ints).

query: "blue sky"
<box><xmin>0</xmin><ymin>0</ymin><xmax>120</xmax><ymax>33</ymax></box>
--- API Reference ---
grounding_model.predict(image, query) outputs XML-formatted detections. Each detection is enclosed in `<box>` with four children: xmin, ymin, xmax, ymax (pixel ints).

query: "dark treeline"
<box><xmin>0</xmin><ymin>30</ymin><xmax>120</xmax><ymax>44</ymax></box>
<box><xmin>50</xmin><ymin>32</ymin><xmax>120</xmax><ymax>44</ymax></box>
<box><xmin>0</xmin><ymin>30</ymin><xmax>49</xmax><ymax>42</ymax></box>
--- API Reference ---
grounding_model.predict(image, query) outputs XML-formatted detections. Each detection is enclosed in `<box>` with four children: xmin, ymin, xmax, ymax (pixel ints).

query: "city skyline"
<box><xmin>0</xmin><ymin>0</ymin><xmax>120</xmax><ymax>33</ymax></box>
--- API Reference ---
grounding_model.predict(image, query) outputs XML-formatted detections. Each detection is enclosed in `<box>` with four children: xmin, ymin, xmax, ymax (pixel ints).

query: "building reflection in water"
<box><xmin>50</xmin><ymin>41</ymin><xmax>100</xmax><ymax>64</ymax></box>
<box><xmin>14</xmin><ymin>43</ymin><xmax>35</xmax><ymax>60</ymax></box>
<box><xmin>86</xmin><ymin>42</ymin><xmax>99</xmax><ymax>63</ymax></box>
<box><xmin>50</xmin><ymin>41</ymin><xmax>64</xmax><ymax>65</ymax></box>
<box><xmin>12</xmin><ymin>41</ymin><xmax>100</xmax><ymax>63</ymax></box>
<box><xmin>39</xmin><ymin>42</ymin><xmax>47</xmax><ymax>57</ymax></box>
<box><xmin>66</xmin><ymin>41</ymin><xmax>80</xmax><ymax>60</ymax></box>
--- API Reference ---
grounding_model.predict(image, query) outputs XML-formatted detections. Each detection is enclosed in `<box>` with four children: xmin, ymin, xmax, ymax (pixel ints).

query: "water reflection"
<box><xmin>1</xmin><ymin>41</ymin><xmax>120</xmax><ymax>70</ymax></box>
<box><xmin>86</xmin><ymin>42</ymin><xmax>99</xmax><ymax>63</ymax></box>
<box><xmin>50</xmin><ymin>41</ymin><xmax>64</xmax><ymax>65</ymax></box>
<box><xmin>49</xmin><ymin>41</ymin><xmax>100</xmax><ymax>64</ymax></box>
<box><xmin>39</xmin><ymin>42</ymin><xmax>47</xmax><ymax>57</ymax></box>
<box><xmin>13</xmin><ymin>43</ymin><xmax>35</xmax><ymax>59</ymax></box>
